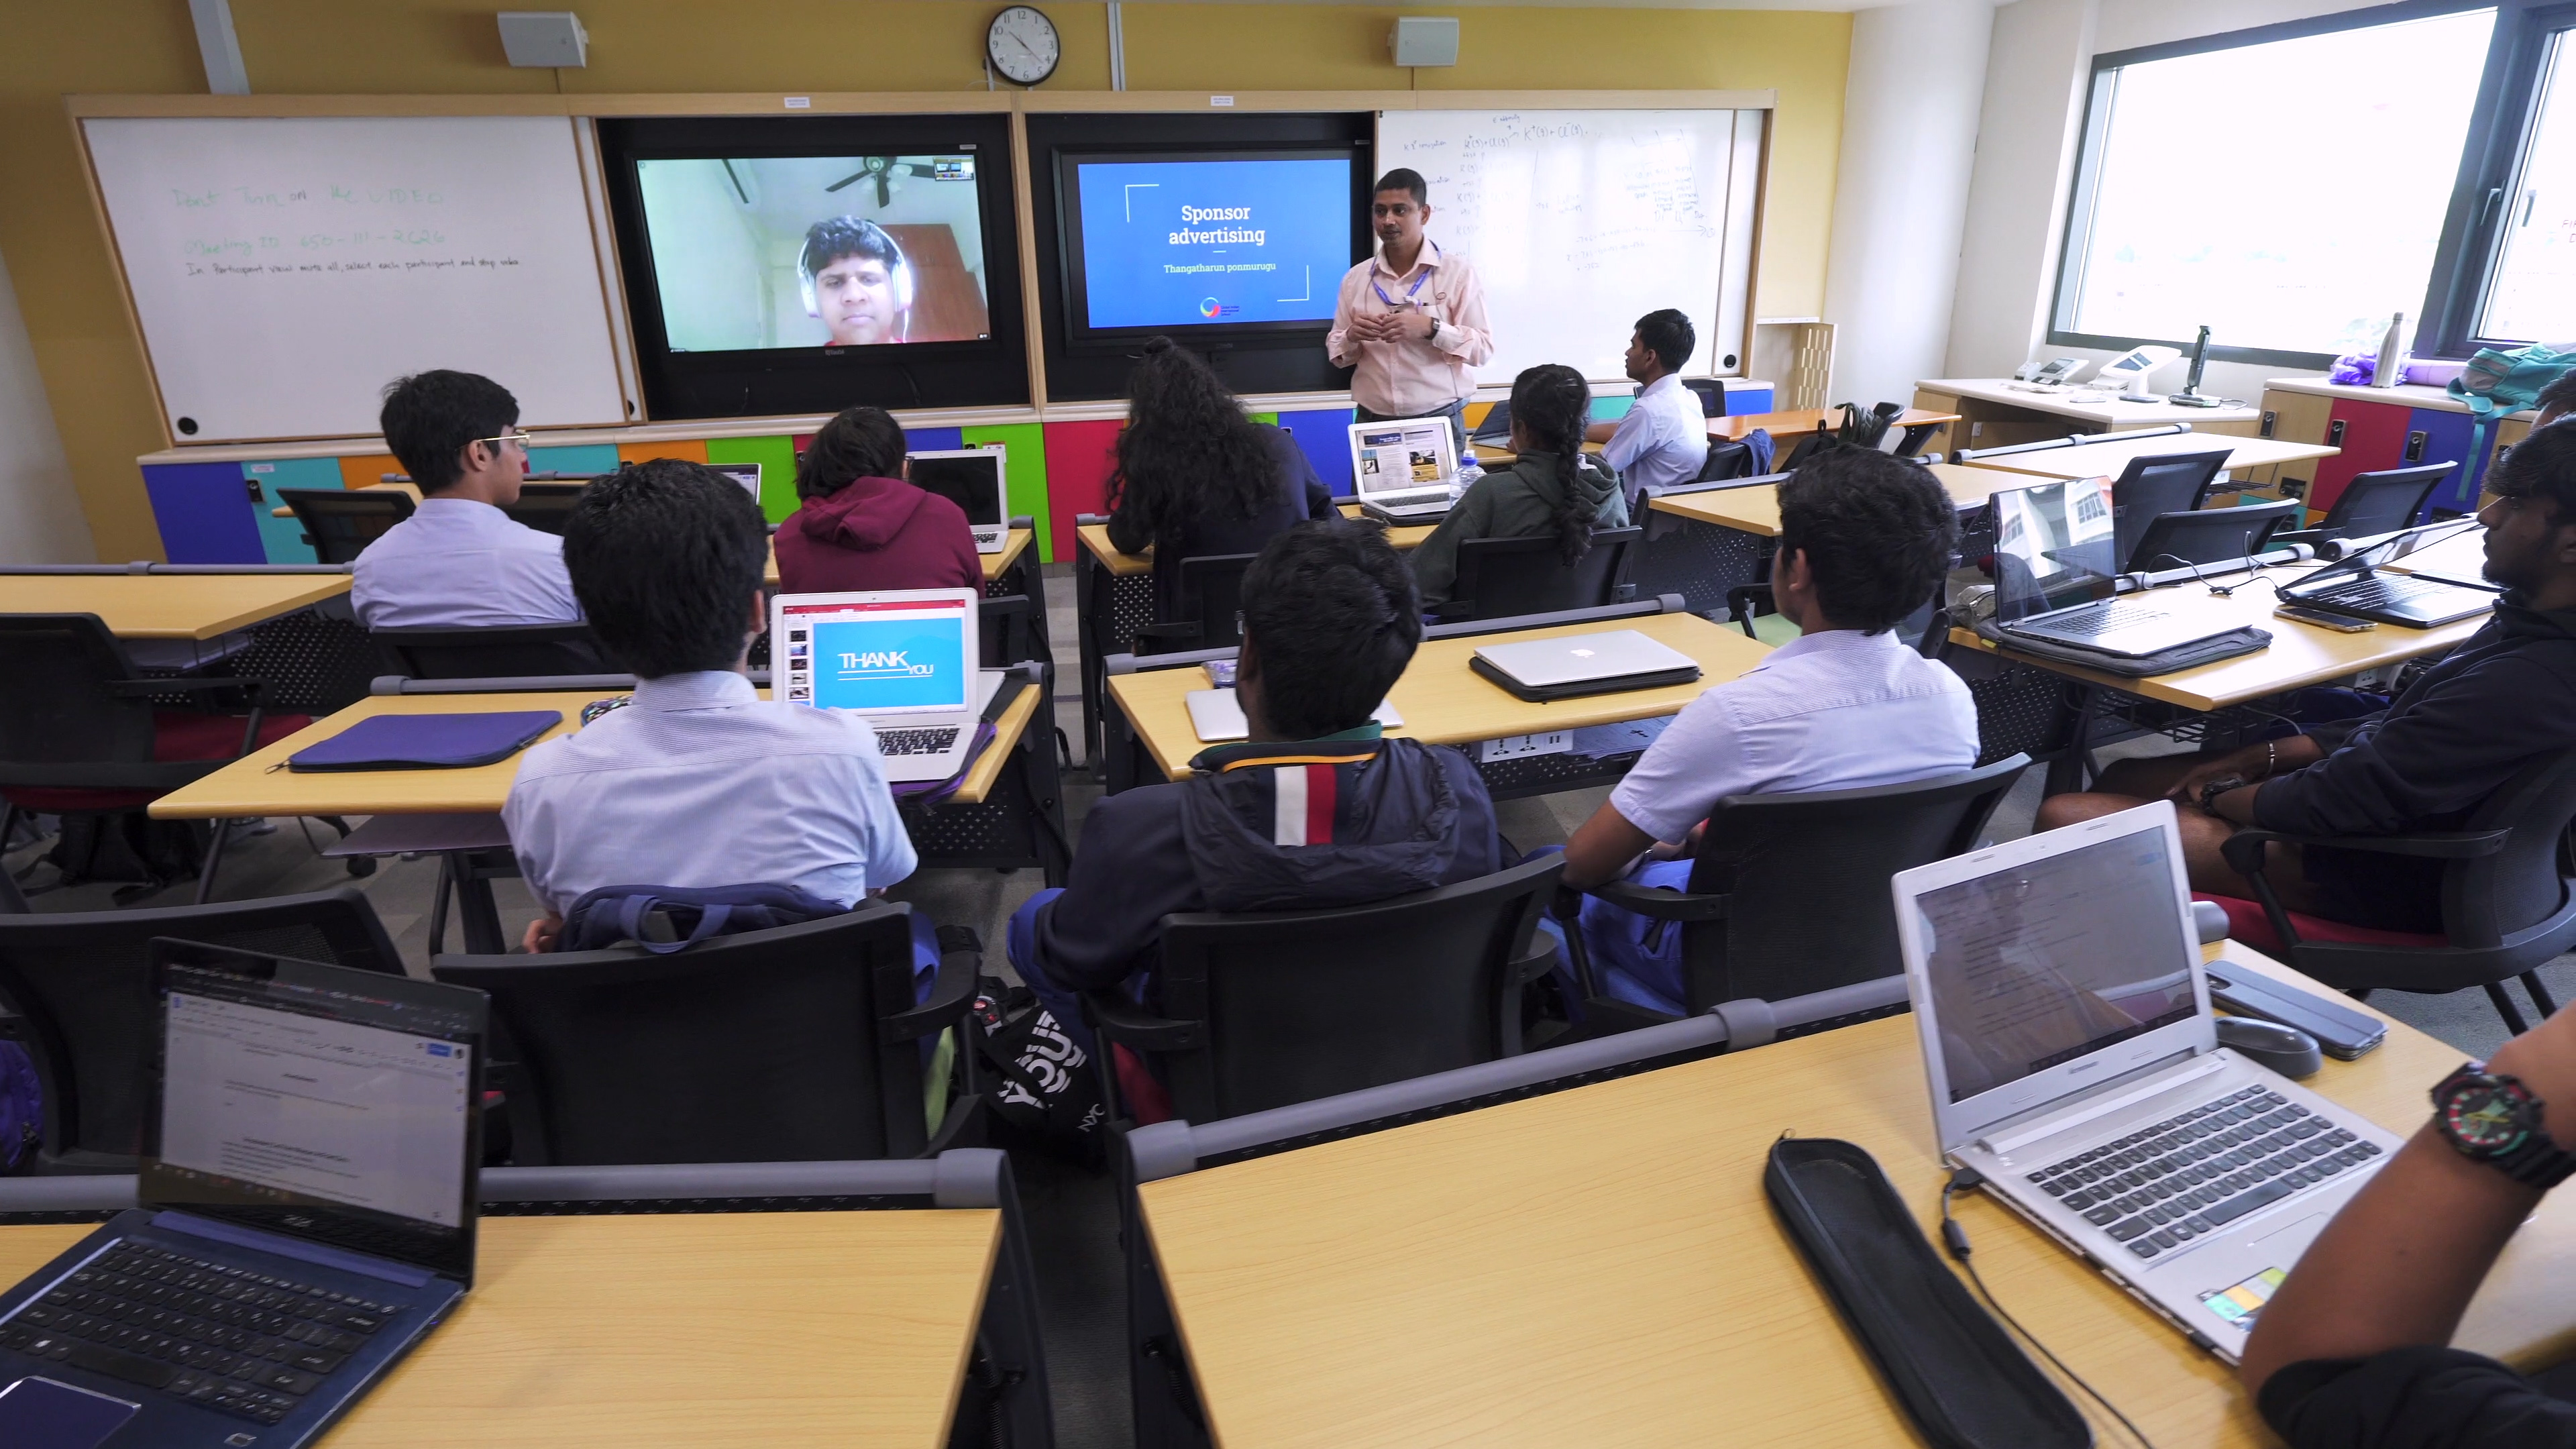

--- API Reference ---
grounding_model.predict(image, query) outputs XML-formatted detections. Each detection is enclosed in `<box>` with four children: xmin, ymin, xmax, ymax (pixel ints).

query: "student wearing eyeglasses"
<box><xmin>350</xmin><ymin>370</ymin><xmax>582</xmax><ymax>629</ymax></box>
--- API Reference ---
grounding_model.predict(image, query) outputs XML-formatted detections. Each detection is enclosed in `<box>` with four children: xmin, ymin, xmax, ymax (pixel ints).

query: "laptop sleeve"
<box><xmin>1765</xmin><ymin>1137</ymin><xmax>2092</xmax><ymax>1449</ymax></box>
<box><xmin>286</xmin><ymin>710</ymin><xmax>563</xmax><ymax>772</ymax></box>
<box><xmin>1467</xmin><ymin>654</ymin><xmax>1701</xmax><ymax>702</ymax></box>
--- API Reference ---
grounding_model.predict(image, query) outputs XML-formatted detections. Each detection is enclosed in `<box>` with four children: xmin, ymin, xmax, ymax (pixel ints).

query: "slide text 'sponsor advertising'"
<box><xmin>1074</xmin><ymin>158</ymin><xmax>1351</xmax><ymax>330</ymax></box>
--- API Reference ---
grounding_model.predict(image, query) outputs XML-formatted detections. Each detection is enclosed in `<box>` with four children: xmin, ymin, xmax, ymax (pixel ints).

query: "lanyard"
<box><xmin>1370</xmin><ymin>240</ymin><xmax>1441</xmax><ymax>310</ymax></box>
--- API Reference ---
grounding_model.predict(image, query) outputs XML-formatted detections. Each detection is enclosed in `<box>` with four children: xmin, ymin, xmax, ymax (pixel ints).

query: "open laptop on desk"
<box><xmin>2279</xmin><ymin>519</ymin><xmax>2496</xmax><ymax>628</ymax></box>
<box><xmin>0</xmin><ymin>941</ymin><xmax>483</xmax><ymax>1445</ymax></box>
<box><xmin>771</xmin><ymin>588</ymin><xmax>1002</xmax><ymax>783</ymax></box>
<box><xmin>1349</xmin><ymin>417</ymin><xmax>1460</xmax><ymax>525</ymax></box>
<box><xmin>906</xmin><ymin>448</ymin><xmax>1010</xmax><ymax>554</ymax></box>
<box><xmin>1990</xmin><ymin>478</ymin><xmax>2236</xmax><ymax>658</ymax></box>
<box><xmin>1893</xmin><ymin>803</ymin><xmax>2403</xmax><ymax>1362</ymax></box>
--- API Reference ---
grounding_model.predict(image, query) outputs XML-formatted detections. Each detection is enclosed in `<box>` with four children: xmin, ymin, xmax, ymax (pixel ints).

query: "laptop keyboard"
<box><xmin>875</xmin><ymin>725</ymin><xmax>963</xmax><ymax>757</ymax></box>
<box><xmin>2302</xmin><ymin>574</ymin><xmax>2448</xmax><ymax>612</ymax></box>
<box><xmin>0</xmin><ymin>1241</ymin><xmax>396</xmax><ymax>1426</ymax></box>
<box><xmin>2025</xmin><ymin>1085</ymin><xmax>2383</xmax><ymax>1261</ymax></box>
<box><xmin>2022</xmin><ymin>600</ymin><xmax>2170</xmax><ymax>639</ymax></box>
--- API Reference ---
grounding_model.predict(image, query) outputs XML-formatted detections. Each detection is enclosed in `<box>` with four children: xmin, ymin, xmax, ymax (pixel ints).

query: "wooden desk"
<box><xmin>1648</xmin><ymin>464</ymin><xmax>2016</xmax><ymax>539</ymax></box>
<box><xmin>1105</xmin><ymin>610</ymin><xmax>1770</xmax><ymax>785</ymax></box>
<box><xmin>0</xmin><ymin>574</ymin><xmax>352</xmax><ymax>641</ymax></box>
<box><xmin>761</xmin><ymin>527</ymin><xmax>1032</xmax><ymax>589</ymax></box>
<box><xmin>1918</xmin><ymin>378</ymin><xmax>2266</xmax><ymax>430</ymax></box>
<box><xmin>0</xmin><ymin>1210</ymin><xmax>1000</xmax><ymax>1447</ymax></box>
<box><xmin>1139</xmin><ymin>945</ymin><xmax>2576</xmax><ymax>1448</ymax></box>
<box><xmin>1708</xmin><ymin>406</ymin><xmax>1960</xmax><ymax>445</ymax></box>
<box><xmin>1963</xmin><ymin>434</ymin><xmax>2339</xmax><ymax>483</ymax></box>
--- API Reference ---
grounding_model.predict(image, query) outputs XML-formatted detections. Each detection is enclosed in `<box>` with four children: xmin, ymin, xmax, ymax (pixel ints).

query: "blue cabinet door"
<box><xmin>2402</xmin><ymin>409</ymin><xmax>2489</xmax><ymax>516</ymax></box>
<box><xmin>140</xmin><ymin>462</ymin><xmax>264</xmax><ymax>564</ymax></box>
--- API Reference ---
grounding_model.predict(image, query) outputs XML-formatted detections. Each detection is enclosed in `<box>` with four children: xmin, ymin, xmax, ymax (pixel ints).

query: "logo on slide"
<box><xmin>1199</xmin><ymin>297</ymin><xmax>1223</xmax><ymax>318</ymax></box>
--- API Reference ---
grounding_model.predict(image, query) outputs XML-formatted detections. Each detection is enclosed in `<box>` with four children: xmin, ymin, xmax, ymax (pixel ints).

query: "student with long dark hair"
<box><xmin>1407</xmin><ymin>364</ymin><xmax>1627</xmax><ymax>614</ymax></box>
<box><xmin>774</xmin><ymin>405</ymin><xmax>981</xmax><ymax>594</ymax></box>
<box><xmin>1105</xmin><ymin>338</ymin><xmax>1336</xmax><ymax>623</ymax></box>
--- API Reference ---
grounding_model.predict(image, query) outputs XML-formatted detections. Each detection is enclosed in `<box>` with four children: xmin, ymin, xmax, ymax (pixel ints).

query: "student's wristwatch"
<box><xmin>2431</xmin><ymin>1062</ymin><xmax>2576</xmax><ymax>1189</ymax></box>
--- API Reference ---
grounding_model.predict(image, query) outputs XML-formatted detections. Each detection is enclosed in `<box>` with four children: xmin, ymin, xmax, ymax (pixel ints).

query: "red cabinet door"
<box><xmin>2307</xmin><ymin>398</ymin><xmax>2412</xmax><ymax>517</ymax></box>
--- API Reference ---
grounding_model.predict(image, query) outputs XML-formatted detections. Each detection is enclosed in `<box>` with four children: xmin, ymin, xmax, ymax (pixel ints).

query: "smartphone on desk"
<box><xmin>2274</xmin><ymin>604</ymin><xmax>2376</xmax><ymax>633</ymax></box>
<box><xmin>2206</xmin><ymin>960</ymin><xmax>2387</xmax><ymax>1060</ymax></box>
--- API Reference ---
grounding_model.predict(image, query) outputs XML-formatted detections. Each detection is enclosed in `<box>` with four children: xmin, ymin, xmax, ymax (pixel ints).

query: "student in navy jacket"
<box><xmin>775</xmin><ymin>406</ymin><xmax>982</xmax><ymax>594</ymax></box>
<box><xmin>1008</xmin><ymin>519</ymin><xmax>1505</xmax><ymax>1102</ymax></box>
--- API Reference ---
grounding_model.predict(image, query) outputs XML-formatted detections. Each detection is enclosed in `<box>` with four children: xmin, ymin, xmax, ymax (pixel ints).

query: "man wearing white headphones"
<box><xmin>801</xmin><ymin>216</ymin><xmax>912</xmax><ymax>347</ymax></box>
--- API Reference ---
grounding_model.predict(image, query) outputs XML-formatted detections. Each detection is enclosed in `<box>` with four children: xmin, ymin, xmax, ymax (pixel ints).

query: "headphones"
<box><xmin>799</xmin><ymin>219</ymin><xmax>914</xmax><ymax>337</ymax></box>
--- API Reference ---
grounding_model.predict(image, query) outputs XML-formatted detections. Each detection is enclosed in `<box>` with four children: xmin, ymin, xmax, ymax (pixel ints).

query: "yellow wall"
<box><xmin>0</xmin><ymin>1</ymin><xmax>1847</xmax><ymax>560</ymax></box>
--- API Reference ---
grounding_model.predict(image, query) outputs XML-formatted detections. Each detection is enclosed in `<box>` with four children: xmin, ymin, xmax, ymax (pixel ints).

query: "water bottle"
<box><xmin>1452</xmin><ymin>453</ymin><xmax>1483</xmax><ymax>500</ymax></box>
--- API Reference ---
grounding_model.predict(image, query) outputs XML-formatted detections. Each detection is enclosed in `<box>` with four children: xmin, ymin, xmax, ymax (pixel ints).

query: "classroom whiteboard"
<box><xmin>83</xmin><ymin>116</ymin><xmax>630</xmax><ymax>443</ymax></box>
<box><xmin>1375</xmin><ymin>109</ymin><xmax>1764</xmax><ymax>388</ymax></box>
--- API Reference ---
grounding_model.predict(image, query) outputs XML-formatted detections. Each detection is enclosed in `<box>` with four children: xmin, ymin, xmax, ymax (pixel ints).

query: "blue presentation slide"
<box><xmin>1074</xmin><ymin>157</ymin><xmax>1352</xmax><ymax>330</ymax></box>
<box><xmin>807</xmin><ymin>615</ymin><xmax>967</xmax><ymax>712</ymax></box>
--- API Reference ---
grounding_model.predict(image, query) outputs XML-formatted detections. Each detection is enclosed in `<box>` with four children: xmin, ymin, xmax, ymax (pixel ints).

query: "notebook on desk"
<box><xmin>286</xmin><ymin>712</ymin><xmax>561</xmax><ymax>772</ymax></box>
<box><xmin>1185</xmin><ymin>690</ymin><xmax>1402</xmax><ymax>744</ymax></box>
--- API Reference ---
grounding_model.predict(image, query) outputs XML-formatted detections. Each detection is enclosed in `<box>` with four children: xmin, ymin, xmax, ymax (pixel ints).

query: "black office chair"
<box><xmin>2318</xmin><ymin>462</ymin><xmax>2455</xmax><ymax>538</ymax></box>
<box><xmin>2209</xmin><ymin>749</ymin><xmax>2576</xmax><ymax>1035</ymax></box>
<box><xmin>372</xmin><ymin>622</ymin><xmax>610</xmax><ymax>679</ymax></box>
<box><xmin>431</xmin><ymin>903</ymin><xmax>980</xmax><ymax>1165</ymax></box>
<box><xmin>1081</xmin><ymin>854</ymin><xmax>1563</xmax><ymax>1124</ymax></box>
<box><xmin>1434</xmin><ymin>527</ymin><xmax>1642</xmax><ymax>623</ymax></box>
<box><xmin>499</xmin><ymin>481</ymin><xmax>588</xmax><ymax>536</ymax></box>
<box><xmin>2128</xmin><ymin>498</ymin><xmax>2304</xmax><ymax>572</ymax></box>
<box><xmin>2109</xmin><ymin>449</ymin><xmax>2233</xmax><ymax>572</ymax></box>
<box><xmin>1556</xmin><ymin>756</ymin><xmax>2031</xmax><ymax>1026</ymax></box>
<box><xmin>278</xmin><ymin>488</ymin><xmax>414</xmax><ymax>565</ymax></box>
<box><xmin>0</xmin><ymin>888</ymin><xmax>402</xmax><ymax>1169</ymax></box>
<box><xmin>1694</xmin><ymin>438</ymin><xmax>1760</xmax><ymax>482</ymax></box>
<box><xmin>981</xmin><ymin>592</ymin><xmax>1047</xmax><ymax>667</ymax></box>
<box><xmin>0</xmin><ymin>614</ymin><xmax>307</xmax><ymax>903</ymax></box>
<box><xmin>1131</xmin><ymin>552</ymin><xmax>1254</xmax><ymax>655</ymax></box>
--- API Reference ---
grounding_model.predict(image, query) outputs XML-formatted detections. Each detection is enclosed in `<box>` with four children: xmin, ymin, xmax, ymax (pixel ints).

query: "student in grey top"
<box><xmin>351</xmin><ymin>370</ymin><xmax>581</xmax><ymax>629</ymax></box>
<box><xmin>1408</xmin><ymin>364</ymin><xmax>1627</xmax><ymax>615</ymax></box>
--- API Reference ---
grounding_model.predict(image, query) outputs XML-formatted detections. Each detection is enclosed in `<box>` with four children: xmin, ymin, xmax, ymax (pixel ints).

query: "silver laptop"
<box><xmin>1348</xmin><ymin>418</ymin><xmax>1460</xmax><ymax>524</ymax></box>
<box><xmin>906</xmin><ymin>448</ymin><xmax>1010</xmax><ymax>554</ymax></box>
<box><xmin>1990</xmin><ymin>478</ymin><xmax>2236</xmax><ymax>657</ymax></box>
<box><xmin>1471</xmin><ymin>629</ymin><xmax>1696</xmax><ymax>689</ymax></box>
<box><xmin>1185</xmin><ymin>689</ymin><xmax>1402</xmax><ymax>743</ymax></box>
<box><xmin>1892</xmin><ymin>802</ymin><xmax>2403</xmax><ymax>1362</ymax></box>
<box><xmin>770</xmin><ymin>588</ymin><xmax>1000</xmax><ymax>782</ymax></box>
<box><xmin>712</xmin><ymin>463</ymin><xmax>762</xmax><ymax>505</ymax></box>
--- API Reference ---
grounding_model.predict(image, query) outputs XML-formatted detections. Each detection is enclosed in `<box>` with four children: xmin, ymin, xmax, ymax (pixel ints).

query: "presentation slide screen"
<box><xmin>633</xmin><ymin>154</ymin><xmax>994</xmax><ymax>352</ymax></box>
<box><xmin>1063</xmin><ymin>153</ymin><xmax>1355</xmax><ymax>335</ymax></box>
<box><xmin>777</xmin><ymin>598</ymin><xmax>972</xmax><ymax>716</ymax></box>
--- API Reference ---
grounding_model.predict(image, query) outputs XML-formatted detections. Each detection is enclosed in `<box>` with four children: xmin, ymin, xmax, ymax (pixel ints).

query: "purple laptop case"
<box><xmin>287</xmin><ymin>711</ymin><xmax>561</xmax><ymax>772</ymax></box>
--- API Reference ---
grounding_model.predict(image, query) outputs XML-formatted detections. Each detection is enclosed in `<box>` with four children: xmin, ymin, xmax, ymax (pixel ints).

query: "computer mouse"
<box><xmin>2218</xmin><ymin>1016</ymin><xmax>2324</xmax><ymax>1080</ymax></box>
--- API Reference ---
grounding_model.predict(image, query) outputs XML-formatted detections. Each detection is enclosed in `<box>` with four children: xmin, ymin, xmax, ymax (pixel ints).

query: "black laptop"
<box><xmin>2279</xmin><ymin>520</ymin><xmax>2498</xmax><ymax>628</ymax></box>
<box><xmin>0</xmin><ymin>941</ymin><xmax>484</xmax><ymax>1447</ymax></box>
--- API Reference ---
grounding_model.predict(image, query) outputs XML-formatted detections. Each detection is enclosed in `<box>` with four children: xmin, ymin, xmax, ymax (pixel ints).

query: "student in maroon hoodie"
<box><xmin>774</xmin><ymin>406</ymin><xmax>981</xmax><ymax>594</ymax></box>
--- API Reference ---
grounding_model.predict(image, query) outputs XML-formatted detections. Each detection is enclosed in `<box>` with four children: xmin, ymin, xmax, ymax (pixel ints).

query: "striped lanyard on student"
<box><xmin>1371</xmin><ymin>240</ymin><xmax>1442</xmax><ymax>311</ymax></box>
<box><xmin>1272</xmin><ymin>763</ymin><xmax>1338</xmax><ymax>847</ymax></box>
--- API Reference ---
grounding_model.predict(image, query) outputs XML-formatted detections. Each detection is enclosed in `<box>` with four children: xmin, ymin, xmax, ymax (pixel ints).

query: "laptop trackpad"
<box><xmin>0</xmin><ymin>1377</ymin><xmax>139</xmax><ymax>1449</ymax></box>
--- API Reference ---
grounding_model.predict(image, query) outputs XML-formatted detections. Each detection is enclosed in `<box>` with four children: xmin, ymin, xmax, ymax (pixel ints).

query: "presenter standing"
<box><xmin>1327</xmin><ymin>168</ymin><xmax>1492</xmax><ymax>453</ymax></box>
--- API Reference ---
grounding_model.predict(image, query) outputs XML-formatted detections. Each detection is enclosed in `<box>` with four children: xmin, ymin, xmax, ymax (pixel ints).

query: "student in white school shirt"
<box><xmin>503</xmin><ymin>459</ymin><xmax>926</xmax><ymax>968</ymax></box>
<box><xmin>1556</xmin><ymin>447</ymin><xmax>1978</xmax><ymax>1015</ymax></box>
<box><xmin>351</xmin><ymin>370</ymin><xmax>582</xmax><ymax>630</ymax></box>
<box><xmin>1585</xmin><ymin>308</ymin><xmax>1711</xmax><ymax>511</ymax></box>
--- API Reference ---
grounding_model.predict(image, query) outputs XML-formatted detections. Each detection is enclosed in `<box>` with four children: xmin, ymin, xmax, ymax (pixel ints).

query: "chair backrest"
<box><xmin>1680</xmin><ymin>379</ymin><xmax>1722</xmax><ymax>418</ymax></box>
<box><xmin>1441</xmin><ymin>527</ymin><xmax>1642</xmax><ymax>622</ymax></box>
<box><xmin>1695</xmin><ymin>439</ymin><xmax>1758</xmax><ymax>482</ymax></box>
<box><xmin>2129</xmin><ymin>499</ymin><xmax>2304</xmax><ymax>571</ymax></box>
<box><xmin>372</xmin><ymin>622</ymin><xmax>610</xmax><ymax>680</ymax></box>
<box><xmin>1676</xmin><ymin>755</ymin><xmax>2031</xmax><ymax>1010</ymax></box>
<box><xmin>0</xmin><ymin>614</ymin><xmax>154</xmax><ymax>776</ymax></box>
<box><xmin>1137</xmin><ymin>552</ymin><xmax>1256</xmax><ymax>655</ymax></box>
<box><xmin>279</xmin><ymin>488</ymin><xmax>415</xmax><ymax>565</ymax></box>
<box><xmin>2109</xmin><ymin>449</ymin><xmax>2233</xmax><ymax>570</ymax></box>
<box><xmin>2447</xmin><ymin>748</ymin><xmax>2576</xmax><ymax>947</ymax></box>
<box><xmin>431</xmin><ymin>904</ymin><xmax>929</xmax><ymax>1165</ymax></box>
<box><xmin>1152</xmin><ymin>855</ymin><xmax>1562</xmax><ymax>1123</ymax></box>
<box><xmin>2321</xmin><ymin>462</ymin><xmax>2453</xmax><ymax>537</ymax></box>
<box><xmin>0</xmin><ymin>888</ymin><xmax>402</xmax><ymax>1164</ymax></box>
<box><xmin>500</xmin><ymin>482</ymin><xmax>588</xmax><ymax>536</ymax></box>
<box><xmin>981</xmin><ymin>592</ymin><xmax>1044</xmax><ymax>667</ymax></box>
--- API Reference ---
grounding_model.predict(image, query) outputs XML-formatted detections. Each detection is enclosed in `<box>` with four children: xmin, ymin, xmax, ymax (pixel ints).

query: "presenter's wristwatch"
<box><xmin>2431</xmin><ymin>1061</ymin><xmax>2576</xmax><ymax>1189</ymax></box>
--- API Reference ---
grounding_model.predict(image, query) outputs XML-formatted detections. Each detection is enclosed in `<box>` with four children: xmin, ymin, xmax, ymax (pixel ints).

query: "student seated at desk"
<box><xmin>1558</xmin><ymin>449</ymin><xmax>1977</xmax><ymax>1015</ymax></box>
<box><xmin>2242</xmin><ymin>996</ymin><xmax>2576</xmax><ymax>1446</ymax></box>
<box><xmin>352</xmin><ymin>370</ymin><xmax>581</xmax><ymax>629</ymax></box>
<box><xmin>1008</xmin><ymin>520</ymin><xmax>1504</xmax><ymax>1109</ymax></box>
<box><xmin>1409</xmin><ymin>364</ymin><xmax>1629</xmax><ymax>614</ymax></box>
<box><xmin>1583</xmin><ymin>308</ymin><xmax>1710</xmax><ymax>509</ymax></box>
<box><xmin>774</xmin><ymin>405</ymin><xmax>981</xmax><ymax>594</ymax></box>
<box><xmin>2037</xmin><ymin>425</ymin><xmax>2576</xmax><ymax>935</ymax></box>
<box><xmin>503</xmin><ymin>459</ymin><xmax>922</xmax><ymax>961</ymax></box>
<box><xmin>1104</xmin><ymin>337</ymin><xmax>1334</xmax><ymax>623</ymax></box>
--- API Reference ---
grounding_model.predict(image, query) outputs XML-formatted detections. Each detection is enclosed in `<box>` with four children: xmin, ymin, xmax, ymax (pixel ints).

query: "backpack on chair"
<box><xmin>2451</xmin><ymin>343</ymin><xmax>2576</xmax><ymax>479</ymax></box>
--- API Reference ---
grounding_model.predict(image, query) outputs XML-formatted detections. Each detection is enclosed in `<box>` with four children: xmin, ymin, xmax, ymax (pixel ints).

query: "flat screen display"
<box><xmin>777</xmin><ymin>596</ymin><xmax>972</xmax><ymax>715</ymax></box>
<box><xmin>1063</xmin><ymin>154</ymin><xmax>1354</xmax><ymax>333</ymax></box>
<box><xmin>634</xmin><ymin>154</ymin><xmax>993</xmax><ymax>351</ymax></box>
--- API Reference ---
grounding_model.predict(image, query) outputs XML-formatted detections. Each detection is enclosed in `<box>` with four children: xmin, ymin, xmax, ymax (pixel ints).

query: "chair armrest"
<box><xmin>104</xmin><ymin>676</ymin><xmax>262</xmax><ymax>697</ymax></box>
<box><xmin>1510</xmin><ymin>936</ymin><xmax>1558</xmax><ymax>986</ymax></box>
<box><xmin>2222</xmin><ymin>827</ymin><xmax>2509</xmax><ymax>875</ymax></box>
<box><xmin>1081</xmin><ymin>989</ymin><xmax>1203</xmax><ymax>1051</ymax></box>
<box><xmin>1587</xmin><ymin>877</ymin><xmax>1729</xmax><ymax>922</ymax></box>
<box><xmin>881</xmin><ymin>943</ymin><xmax>978</xmax><ymax>1043</ymax></box>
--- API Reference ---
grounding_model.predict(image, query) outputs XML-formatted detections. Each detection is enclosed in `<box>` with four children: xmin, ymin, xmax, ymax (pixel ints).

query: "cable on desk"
<box><xmin>1940</xmin><ymin>1167</ymin><xmax>2161</xmax><ymax>1449</ymax></box>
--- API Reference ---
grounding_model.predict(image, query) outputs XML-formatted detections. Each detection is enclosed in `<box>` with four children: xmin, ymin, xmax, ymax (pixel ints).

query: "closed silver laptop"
<box><xmin>1892</xmin><ymin>802</ymin><xmax>2403</xmax><ymax>1362</ymax></box>
<box><xmin>1470</xmin><ymin>629</ymin><xmax>1696</xmax><ymax>689</ymax></box>
<box><xmin>1990</xmin><ymin>478</ymin><xmax>2235</xmax><ymax>657</ymax></box>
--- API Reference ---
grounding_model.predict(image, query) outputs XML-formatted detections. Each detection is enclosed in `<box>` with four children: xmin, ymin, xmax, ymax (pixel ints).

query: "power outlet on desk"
<box><xmin>1478</xmin><ymin>731</ymin><xmax>1572</xmax><ymax>763</ymax></box>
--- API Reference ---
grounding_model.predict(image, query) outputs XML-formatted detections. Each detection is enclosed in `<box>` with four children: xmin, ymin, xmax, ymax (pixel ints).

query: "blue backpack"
<box><xmin>555</xmin><ymin>883</ymin><xmax>849</xmax><ymax>954</ymax></box>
